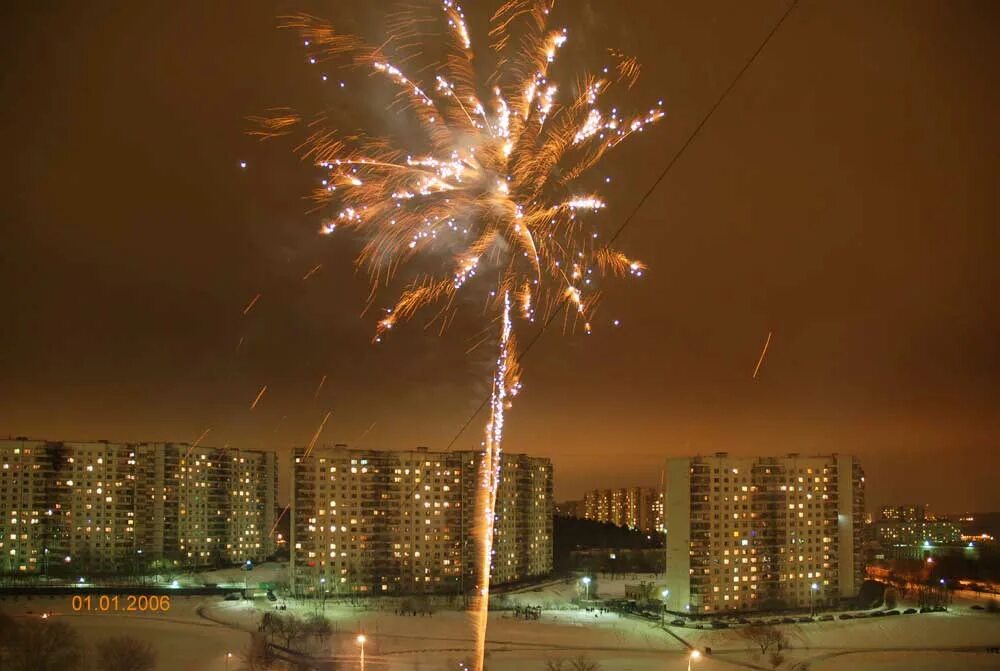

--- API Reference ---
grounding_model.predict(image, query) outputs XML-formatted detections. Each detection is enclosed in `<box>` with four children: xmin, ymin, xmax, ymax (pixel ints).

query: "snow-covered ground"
<box><xmin>171</xmin><ymin>561</ymin><xmax>288</xmax><ymax>588</ymax></box>
<box><xmin>4</xmin><ymin>577</ymin><xmax>999</xmax><ymax>670</ymax></box>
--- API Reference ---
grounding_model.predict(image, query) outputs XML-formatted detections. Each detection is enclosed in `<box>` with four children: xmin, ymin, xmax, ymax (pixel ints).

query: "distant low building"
<box><xmin>582</xmin><ymin>486</ymin><xmax>663</xmax><ymax>533</ymax></box>
<box><xmin>872</xmin><ymin>505</ymin><xmax>963</xmax><ymax>560</ymax></box>
<box><xmin>555</xmin><ymin>500</ymin><xmax>584</xmax><ymax>518</ymax></box>
<box><xmin>879</xmin><ymin>504</ymin><xmax>927</xmax><ymax>523</ymax></box>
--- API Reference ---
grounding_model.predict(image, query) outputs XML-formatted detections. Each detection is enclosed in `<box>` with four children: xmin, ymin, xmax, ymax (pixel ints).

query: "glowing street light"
<box><xmin>356</xmin><ymin>634</ymin><xmax>367</xmax><ymax>671</ymax></box>
<box><xmin>581</xmin><ymin>576</ymin><xmax>592</xmax><ymax>601</ymax></box>
<box><xmin>688</xmin><ymin>649</ymin><xmax>702</xmax><ymax>671</ymax></box>
<box><xmin>810</xmin><ymin>582</ymin><xmax>819</xmax><ymax>616</ymax></box>
<box><xmin>225</xmin><ymin>652</ymin><xmax>232</xmax><ymax>671</ymax></box>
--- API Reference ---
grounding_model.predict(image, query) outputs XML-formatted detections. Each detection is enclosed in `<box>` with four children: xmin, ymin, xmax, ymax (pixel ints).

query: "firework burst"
<box><xmin>253</xmin><ymin>2</ymin><xmax>662</xmax><ymax>668</ymax></box>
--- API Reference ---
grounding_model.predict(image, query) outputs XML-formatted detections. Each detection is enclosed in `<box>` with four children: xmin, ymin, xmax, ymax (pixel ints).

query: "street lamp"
<box><xmin>356</xmin><ymin>634</ymin><xmax>367</xmax><ymax>671</ymax></box>
<box><xmin>320</xmin><ymin>577</ymin><xmax>327</xmax><ymax>614</ymax></box>
<box><xmin>661</xmin><ymin>589</ymin><xmax>669</xmax><ymax>626</ymax></box>
<box><xmin>810</xmin><ymin>583</ymin><xmax>819</xmax><ymax>616</ymax></box>
<box><xmin>688</xmin><ymin>649</ymin><xmax>701</xmax><ymax>671</ymax></box>
<box><xmin>581</xmin><ymin>576</ymin><xmax>591</xmax><ymax>601</ymax></box>
<box><xmin>225</xmin><ymin>652</ymin><xmax>232</xmax><ymax>671</ymax></box>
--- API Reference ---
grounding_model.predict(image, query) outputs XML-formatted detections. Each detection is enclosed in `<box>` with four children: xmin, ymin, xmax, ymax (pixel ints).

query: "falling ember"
<box><xmin>242</xmin><ymin>292</ymin><xmax>261</xmax><ymax>315</ymax></box>
<box><xmin>356</xmin><ymin>421</ymin><xmax>377</xmax><ymax>443</ymax></box>
<box><xmin>181</xmin><ymin>428</ymin><xmax>211</xmax><ymax>465</ymax></box>
<box><xmin>303</xmin><ymin>410</ymin><xmax>332</xmax><ymax>458</ymax></box>
<box><xmin>753</xmin><ymin>330</ymin><xmax>773</xmax><ymax>379</ymax></box>
<box><xmin>313</xmin><ymin>374</ymin><xmax>327</xmax><ymax>399</ymax></box>
<box><xmin>250</xmin><ymin>385</ymin><xmax>268</xmax><ymax>409</ymax></box>
<box><xmin>302</xmin><ymin>263</ymin><xmax>322</xmax><ymax>280</ymax></box>
<box><xmin>269</xmin><ymin>503</ymin><xmax>290</xmax><ymax>538</ymax></box>
<box><xmin>256</xmin><ymin>5</ymin><xmax>661</xmax><ymax>669</ymax></box>
<box><xmin>235</xmin><ymin>335</ymin><xmax>245</xmax><ymax>353</ymax></box>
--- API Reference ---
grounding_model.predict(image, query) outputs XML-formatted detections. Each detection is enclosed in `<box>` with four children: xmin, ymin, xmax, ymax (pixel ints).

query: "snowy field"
<box><xmin>3</xmin><ymin>571</ymin><xmax>999</xmax><ymax>670</ymax></box>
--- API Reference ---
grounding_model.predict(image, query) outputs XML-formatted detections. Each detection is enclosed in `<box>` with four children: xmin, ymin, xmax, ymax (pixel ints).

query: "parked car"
<box><xmin>266</xmin><ymin>589</ymin><xmax>277</xmax><ymax>602</ymax></box>
<box><xmin>871</xmin><ymin>610</ymin><xmax>887</xmax><ymax>617</ymax></box>
<box><xmin>767</xmin><ymin>618</ymin><xmax>782</xmax><ymax>625</ymax></box>
<box><xmin>885</xmin><ymin>609</ymin><xmax>901</xmax><ymax>616</ymax></box>
<box><xmin>933</xmin><ymin>605</ymin><xmax>947</xmax><ymax>612</ymax></box>
<box><xmin>797</xmin><ymin>616</ymin><xmax>813</xmax><ymax>623</ymax></box>
<box><xmin>971</xmin><ymin>604</ymin><xmax>985</xmax><ymax>611</ymax></box>
<box><xmin>781</xmin><ymin>617</ymin><xmax>796</xmax><ymax>624</ymax></box>
<box><xmin>919</xmin><ymin>607</ymin><xmax>934</xmax><ymax>613</ymax></box>
<box><xmin>670</xmin><ymin>618</ymin><xmax>686</xmax><ymax>626</ymax></box>
<box><xmin>710</xmin><ymin>620</ymin><xmax>729</xmax><ymax>629</ymax></box>
<box><xmin>818</xmin><ymin>614</ymin><xmax>834</xmax><ymax>622</ymax></box>
<box><xmin>838</xmin><ymin>614</ymin><xmax>853</xmax><ymax>620</ymax></box>
<box><xmin>224</xmin><ymin>593</ymin><xmax>240</xmax><ymax>601</ymax></box>
<box><xmin>737</xmin><ymin>617</ymin><xmax>752</xmax><ymax>625</ymax></box>
<box><xmin>903</xmin><ymin>608</ymin><xmax>917</xmax><ymax>614</ymax></box>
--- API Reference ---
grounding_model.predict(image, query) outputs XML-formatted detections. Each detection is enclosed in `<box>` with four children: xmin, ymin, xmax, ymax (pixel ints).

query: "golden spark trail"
<box><xmin>181</xmin><ymin>428</ymin><xmax>211</xmax><ymax>465</ymax></box>
<box><xmin>269</xmin><ymin>503</ymin><xmax>290</xmax><ymax>538</ymax></box>
<box><xmin>303</xmin><ymin>410</ymin><xmax>333</xmax><ymax>458</ymax></box>
<box><xmin>313</xmin><ymin>374</ymin><xmax>327</xmax><ymax>398</ymax></box>
<box><xmin>356</xmin><ymin>421</ymin><xmax>377</xmax><ymax>444</ymax></box>
<box><xmin>250</xmin><ymin>385</ymin><xmax>268</xmax><ymax>409</ymax></box>
<box><xmin>243</xmin><ymin>292</ymin><xmax>261</xmax><ymax>315</ymax></box>
<box><xmin>753</xmin><ymin>330</ymin><xmax>773</xmax><ymax>379</ymax></box>
<box><xmin>302</xmin><ymin>263</ymin><xmax>323</xmax><ymax>280</ymax></box>
<box><xmin>472</xmin><ymin>291</ymin><xmax>516</xmax><ymax>670</ymax></box>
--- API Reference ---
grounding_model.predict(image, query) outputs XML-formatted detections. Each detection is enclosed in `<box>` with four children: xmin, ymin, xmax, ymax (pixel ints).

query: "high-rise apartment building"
<box><xmin>583</xmin><ymin>486</ymin><xmax>662</xmax><ymax>533</ymax></box>
<box><xmin>0</xmin><ymin>438</ymin><xmax>276</xmax><ymax>574</ymax></box>
<box><xmin>664</xmin><ymin>453</ymin><xmax>865</xmax><ymax>614</ymax></box>
<box><xmin>291</xmin><ymin>445</ymin><xmax>552</xmax><ymax>596</ymax></box>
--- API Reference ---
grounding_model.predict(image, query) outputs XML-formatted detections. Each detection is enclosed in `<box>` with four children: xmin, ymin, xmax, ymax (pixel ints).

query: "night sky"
<box><xmin>2</xmin><ymin>1</ymin><xmax>997</xmax><ymax>512</ymax></box>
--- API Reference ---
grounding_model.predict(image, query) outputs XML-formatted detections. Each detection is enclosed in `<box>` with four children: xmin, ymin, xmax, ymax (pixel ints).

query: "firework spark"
<box><xmin>753</xmin><ymin>330</ymin><xmax>773</xmax><ymax>379</ymax></box>
<box><xmin>302</xmin><ymin>263</ymin><xmax>323</xmax><ymax>280</ymax></box>
<box><xmin>313</xmin><ymin>374</ymin><xmax>327</xmax><ymax>398</ymax></box>
<box><xmin>242</xmin><ymin>292</ymin><xmax>261</xmax><ymax>315</ymax></box>
<box><xmin>303</xmin><ymin>410</ymin><xmax>332</xmax><ymax>458</ymax></box>
<box><xmin>250</xmin><ymin>384</ymin><xmax>268</xmax><ymax>409</ymax></box>
<box><xmin>255</xmin><ymin>3</ymin><xmax>661</xmax><ymax>668</ymax></box>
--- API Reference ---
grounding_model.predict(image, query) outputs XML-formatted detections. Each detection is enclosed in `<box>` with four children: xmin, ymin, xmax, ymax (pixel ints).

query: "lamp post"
<box><xmin>688</xmin><ymin>649</ymin><xmax>701</xmax><ymax>671</ymax></box>
<box><xmin>661</xmin><ymin>589</ymin><xmax>669</xmax><ymax>626</ymax></box>
<box><xmin>581</xmin><ymin>576</ymin><xmax>591</xmax><ymax>602</ymax></box>
<box><xmin>356</xmin><ymin>634</ymin><xmax>367</xmax><ymax>671</ymax></box>
<box><xmin>810</xmin><ymin>583</ymin><xmax>818</xmax><ymax>617</ymax></box>
<box><xmin>225</xmin><ymin>652</ymin><xmax>232</xmax><ymax>671</ymax></box>
<box><xmin>320</xmin><ymin>577</ymin><xmax>327</xmax><ymax>614</ymax></box>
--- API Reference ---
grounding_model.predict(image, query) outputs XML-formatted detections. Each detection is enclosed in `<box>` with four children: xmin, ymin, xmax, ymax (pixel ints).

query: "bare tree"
<box><xmin>735</xmin><ymin>624</ymin><xmax>789</xmax><ymax>657</ymax></box>
<box><xmin>0</xmin><ymin>618</ymin><xmax>84</xmax><ymax>671</ymax></box>
<box><xmin>305</xmin><ymin>614</ymin><xmax>332</xmax><ymax>648</ymax></box>
<box><xmin>569</xmin><ymin>656</ymin><xmax>600</xmax><ymax>671</ymax></box>
<box><xmin>239</xmin><ymin>632</ymin><xmax>278</xmax><ymax>671</ymax></box>
<box><xmin>96</xmin><ymin>635</ymin><xmax>157</xmax><ymax>671</ymax></box>
<box><xmin>545</xmin><ymin>656</ymin><xmax>599</xmax><ymax>671</ymax></box>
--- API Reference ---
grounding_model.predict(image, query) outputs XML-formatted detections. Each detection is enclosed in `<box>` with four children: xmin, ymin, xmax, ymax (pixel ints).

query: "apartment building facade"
<box><xmin>665</xmin><ymin>453</ymin><xmax>865</xmax><ymax>614</ymax></box>
<box><xmin>291</xmin><ymin>445</ymin><xmax>553</xmax><ymax>596</ymax></box>
<box><xmin>0</xmin><ymin>438</ymin><xmax>276</xmax><ymax>574</ymax></box>
<box><xmin>583</xmin><ymin>486</ymin><xmax>663</xmax><ymax>533</ymax></box>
